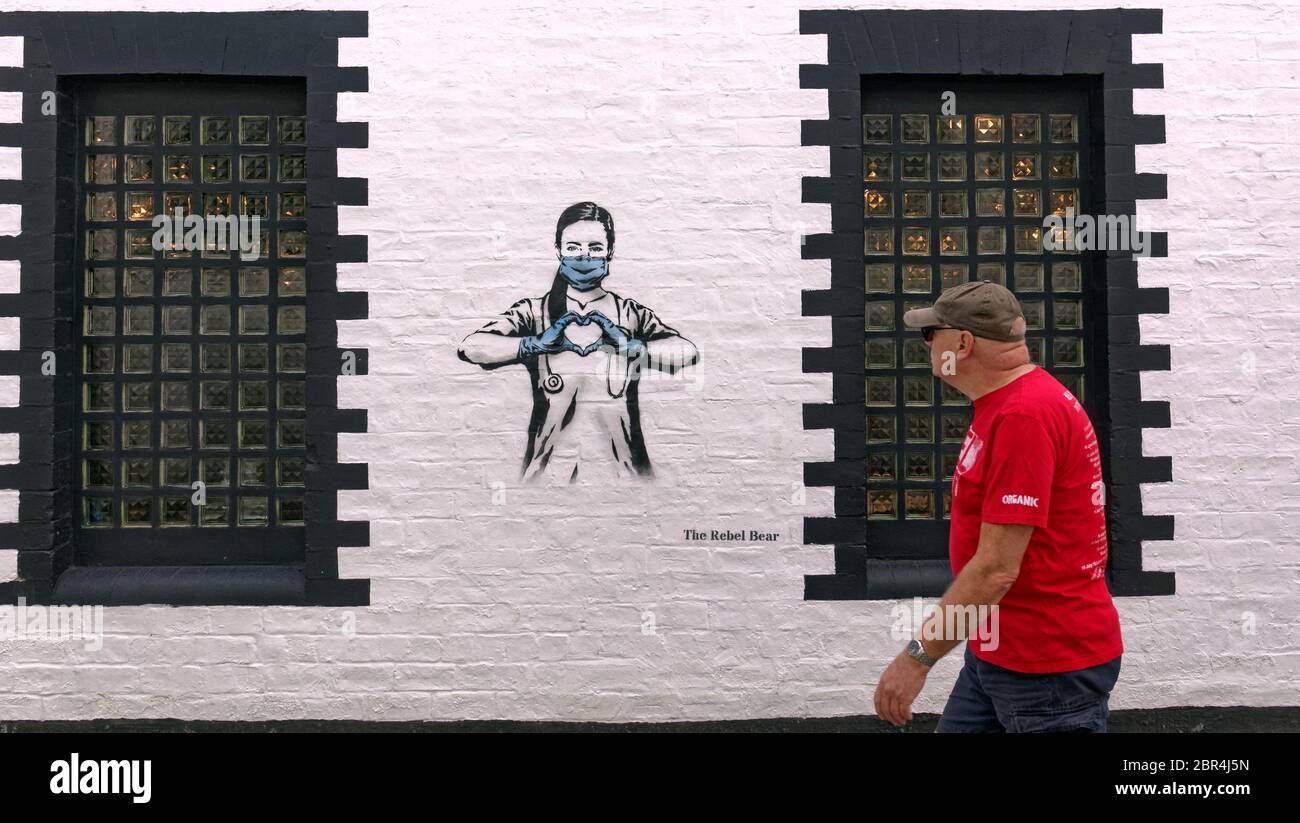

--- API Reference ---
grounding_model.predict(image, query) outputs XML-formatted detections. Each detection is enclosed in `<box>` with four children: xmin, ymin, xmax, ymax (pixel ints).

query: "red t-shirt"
<box><xmin>949</xmin><ymin>366</ymin><xmax>1123</xmax><ymax>673</ymax></box>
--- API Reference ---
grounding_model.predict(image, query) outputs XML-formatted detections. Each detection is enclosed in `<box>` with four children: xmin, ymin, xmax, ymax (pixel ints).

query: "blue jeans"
<box><xmin>936</xmin><ymin>643</ymin><xmax>1122</xmax><ymax>733</ymax></box>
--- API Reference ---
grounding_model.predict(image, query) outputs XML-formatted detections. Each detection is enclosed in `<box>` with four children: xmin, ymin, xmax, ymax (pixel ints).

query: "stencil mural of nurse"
<box><xmin>458</xmin><ymin>202</ymin><xmax>699</xmax><ymax>483</ymax></box>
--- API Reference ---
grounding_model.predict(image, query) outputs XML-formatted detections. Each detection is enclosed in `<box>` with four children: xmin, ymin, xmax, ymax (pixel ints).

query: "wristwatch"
<box><xmin>905</xmin><ymin>638</ymin><xmax>937</xmax><ymax>668</ymax></box>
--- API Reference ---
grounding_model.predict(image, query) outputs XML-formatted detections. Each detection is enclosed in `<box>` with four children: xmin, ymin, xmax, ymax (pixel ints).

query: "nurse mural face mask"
<box><xmin>557</xmin><ymin>255</ymin><xmax>609</xmax><ymax>291</ymax></box>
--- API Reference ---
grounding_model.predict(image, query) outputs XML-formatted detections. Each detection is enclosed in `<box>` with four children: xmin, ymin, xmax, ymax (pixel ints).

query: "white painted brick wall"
<box><xmin>0</xmin><ymin>0</ymin><xmax>1295</xmax><ymax>721</ymax></box>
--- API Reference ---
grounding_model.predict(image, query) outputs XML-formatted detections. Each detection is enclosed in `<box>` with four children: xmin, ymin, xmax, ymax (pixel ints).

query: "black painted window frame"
<box><xmin>0</xmin><ymin>11</ymin><xmax>371</xmax><ymax>606</ymax></box>
<box><xmin>799</xmin><ymin>9</ymin><xmax>1174</xmax><ymax>601</ymax></box>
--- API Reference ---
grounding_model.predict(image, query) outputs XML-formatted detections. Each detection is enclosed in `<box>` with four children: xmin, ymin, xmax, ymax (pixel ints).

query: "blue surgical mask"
<box><xmin>558</xmin><ymin>255</ymin><xmax>609</xmax><ymax>291</ymax></box>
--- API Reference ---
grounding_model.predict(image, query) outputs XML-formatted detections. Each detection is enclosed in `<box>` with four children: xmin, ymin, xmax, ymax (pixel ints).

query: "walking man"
<box><xmin>872</xmin><ymin>281</ymin><xmax>1123</xmax><ymax>732</ymax></box>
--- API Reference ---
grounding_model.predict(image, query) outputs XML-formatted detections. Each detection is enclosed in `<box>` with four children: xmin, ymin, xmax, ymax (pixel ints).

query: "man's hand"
<box><xmin>873</xmin><ymin>650</ymin><xmax>930</xmax><ymax>727</ymax></box>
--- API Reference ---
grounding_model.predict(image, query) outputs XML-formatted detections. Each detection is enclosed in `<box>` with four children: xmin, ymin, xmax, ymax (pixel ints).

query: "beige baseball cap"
<box><xmin>902</xmin><ymin>280</ymin><xmax>1026</xmax><ymax>342</ymax></box>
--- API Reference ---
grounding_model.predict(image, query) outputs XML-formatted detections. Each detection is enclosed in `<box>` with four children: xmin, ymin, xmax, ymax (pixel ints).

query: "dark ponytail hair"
<box><xmin>547</xmin><ymin>202</ymin><xmax>615</xmax><ymax>324</ymax></box>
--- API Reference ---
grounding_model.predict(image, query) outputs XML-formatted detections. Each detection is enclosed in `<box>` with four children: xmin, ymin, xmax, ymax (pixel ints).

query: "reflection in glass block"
<box><xmin>866</xmin><ymin>301</ymin><xmax>894</xmax><ymax>331</ymax></box>
<box><xmin>239</xmin><ymin>420</ymin><xmax>269</xmax><ymax>449</ymax></box>
<box><xmin>902</xmin><ymin>264</ymin><xmax>931</xmax><ymax>293</ymax></box>
<box><xmin>1054</xmin><ymin>300</ymin><xmax>1083</xmax><ymax>330</ymax></box>
<box><xmin>279</xmin><ymin>154</ymin><xmax>307</xmax><ymax>182</ymax></box>
<box><xmin>201</xmin><ymin>459</ymin><xmax>230</xmax><ymax>487</ymax></box>
<box><xmin>903</xmin><ymin>338</ymin><xmax>930</xmax><ymax>368</ymax></box>
<box><xmin>85</xmin><ymin>459</ymin><xmax>113</xmax><ymax>488</ymax></box>
<box><xmin>83</xmin><ymin>383</ymin><xmax>114</xmax><ymax>412</ymax></box>
<box><xmin>938</xmin><ymin>227</ymin><xmax>967</xmax><ymax>256</ymax></box>
<box><xmin>941</xmin><ymin>381</ymin><xmax>969</xmax><ymax>405</ymax></box>
<box><xmin>84</xmin><ymin>343</ymin><xmax>114</xmax><ymax>374</ymax></box>
<box><xmin>905</xmin><ymin>414</ymin><xmax>933</xmax><ymax>443</ymax></box>
<box><xmin>161</xmin><ymin>381</ymin><xmax>190</xmax><ymax>412</ymax></box>
<box><xmin>201</xmin><ymin>497</ymin><xmax>230</xmax><ymax>527</ymax></box>
<box><xmin>1052</xmin><ymin>261</ymin><xmax>1082</xmax><ymax>292</ymax></box>
<box><xmin>200</xmin><ymin>305</ymin><xmax>231</xmax><ymax>335</ymax></box>
<box><xmin>239</xmin><ymin>497</ymin><xmax>270</xmax><ymax>526</ymax></box>
<box><xmin>867</xmin><ymin>415</ymin><xmax>895</xmax><ymax>444</ymax></box>
<box><xmin>277</xmin><ymin>229</ymin><xmax>307</xmax><ymax>259</ymax></box>
<box><xmin>163</xmin><ymin>192</ymin><xmax>192</xmax><ymax>216</ymax></box>
<box><xmin>1013</xmin><ymin>188</ymin><xmax>1041</xmax><ymax>217</ymax></box>
<box><xmin>279</xmin><ymin>191</ymin><xmax>307</xmax><ymax>219</ymax></box>
<box><xmin>123</xmin><ymin>420</ymin><xmax>151</xmax><ymax>450</ymax></box>
<box><xmin>203</xmin><ymin>193</ymin><xmax>232</xmax><ymax>217</ymax></box>
<box><xmin>241</xmin><ymin>154</ymin><xmax>269</xmax><ymax>182</ymax></box>
<box><xmin>163</xmin><ymin>116</ymin><xmax>192</xmax><ymax>145</ymax></box>
<box><xmin>160</xmin><ymin>497</ymin><xmax>190</xmax><ymax>527</ymax></box>
<box><xmin>164</xmin><ymin>155</ymin><xmax>192</xmax><ymax>183</ymax></box>
<box><xmin>942</xmin><ymin>412</ymin><xmax>970</xmax><ymax>442</ymax></box>
<box><xmin>1048</xmin><ymin>151</ymin><xmax>1078</xmax><ymax>179</ymax></box>
<box><xmin>866</xmin><ymin>339</ymin><xmax>894</xmax><ymax>369</ymax></box>
<box><xmin>124</xmin><ymin>155</ymin><xmax>153</xmax><ymax>183</ymax></box>
<box><xmin>1044</xmin><ymin>224</ymin><xmax>1073</xmax><ymax>253</ymax></box>
<box><xmin>161</xmin><ymin>343</ymin><xmax>191</xmax><ymax>373</ymax></box>
<box><xmin>940</xmin><ymin>264</ymin><xmax>967</xmax><ymax>291</ymax></box>
<box><xmin>906</xmin><ymin>452</ymin><xmax>934</xmax><ymax>481</ymax></box>
<box><xmin>162</xmin><ymin>419</ymin><xmax>191</xmax><ymax>449</ymax></box>
<box><xmin>239</xmin><ymin>305</ymin><xmax>270</xmax><ymax>335</ymax></box>
<box><xmin>239</xmin><ymin>458</ymin><xmax>269</xmax><ymax>487</ymax></box>
<box><xmin>123</xmin><ymin>498</ymin><xmax>152</xmax><ymax>527</ymax></box>
<box><xmin>865</xmin><ymin>263</ymin><xmax>892</xmax><ymax>293</ymax></box>
<box><xmin>240</xmin><ymin>193</ymin><xmax>269</xmax><ymax>219</ymax></box>
<box><xmin>161</xmin><ymin>457</ymin><xmax>190</xmax><ymax>487</ymax></box>
<box><xmin>126</xmin><ymin>191</ymin><xmax>155</xmax><ymax>221</ymax></box>
<box><xmin>279</xmin><ymin>458</ymin><xmax>306</xmax><ymax>486</ymax></box>
<box><xmin>88</xmin><ymin>155</ymin><xmax>116</xmax><ymax>184</ymax></box>
<box><xmin>201</xmin><ymin>419</ymin><xmax>231</xmax><ymax>450</ymax></box>
<box><xmin>863</xmin><ymin>153</ymin><xmax>894</xmax><ymax>182</ymax></box>
<box><xmin>279</xmin><ymin>268</ymin><xmax>307</xmax><ymax>297</ymax></box>
<box><xmin>123</xmin><ymin>305</ymin><xmax>153</xmax><ymax>335</ymax></box>
<box><xmin>904</xmin><ymin>376</ymin><xmax>933</xmax><ymax>406</ymax></box>
<box><xmin>901</xmin><ymin>153</ymin><xmax>929</xmax><ymax>181</ymax></box>
<box><xmin>1011</xmin><ymin>114</ymin><xmax>1040</xmax><ymax>143</ymax></box>
<box><xmin>864</xmin><ymin>188</ymin><xmax>892</xmax><ymax>217</ymax></box>
<box><xmin>1015</xmin><ymin>225</ymin><xmax>1043</xmax><ymax>255</ymax></box>
<box><xmin>125</xmin><ymin>116</ymin><xmax>155</xmax><ymax>145</ymax></box>
<box><xmin>864</xmin><ymin>228</ymin><xmax>893</xmax><ymax>256</ymax></box>
<box><xmin>1053</xmin><ymin>337</ymin><xmax>1084</xmax><ymax>367</ymax></box>
<box><xmin>240</xmin><ymin>116</ymin><xmax>270</xmax><ymax>145</ymax></box>
<box><xmin>1022</xmin><ymin>301</ymin><xmax>1045</xmax><ymax>330</ymax></box>
<box><xmin>241</xmin><ymin>343</ymin><xmax>269</xmax><ymax>372</ymax></box>
<box><xmin>900</xmin><ymin>114</ymin><xmax>928</xmax><ymax>143</ymax></box>
<box><xmin>975</xmin><ymin>188</ymin><xmax>1004</xmax><ymax>217</ymax></box>
<box><xmin>905</xmin><ymin>489</ymin><xmax>935</xmax><ymax>519</ymax></box>
<box><xmin>1012</xmin><ymin>153</ymin><xmax>1039</xmax><ymax>180</ymax></box>
<box><xmin>240</xmin><ymin>382</ymin><xmax>269</xmax><ymax>411</ymax></box>
<box><xmin>976</xmin><ymin>262</ymin><xmax>1005</xmax><ymax>286</ymax></box>
<box><xmin>123</xmin><ymin>344</ymin><xmax>152</xmax><ymax>373</ymax></box>
<box><xmin>1026</xmin><ymin>336</ymin><xmax>1045</xmax><ymax>366</ymax></box>
<box><xmin>902</xmin><ymin>191</ymin><xmax>930</xmax><ymax>218</ymax></box>
<box><xmin>124</xmin><ymin>382</ymin><xmax>151</xmax><ymax>412</ymax></box>
<box><xmin>977</xmin><ymin>226</ymin><xmax>1005</xmax><ymax>255</ymax></box>
<box><xmin>86</xmin><ymin>229</ymin><xmax>116</xmax><ymax>261</ymax></box>
<box><xmin>84</xmin><ymin>422</ymin><xmax>113</xmax><ymax>450</ymax></box>
<box><xmin>943</xmin><ymin>452</ymin><xmax>959</xmax><ymax>480</ymax></box>
<box><xmin>938</xmin><ymin>191</ymin><xmax>966</xmax><ymax>218</ymax></box>
<box><xmin>867</xmin><ymin>490</ymin><xmax>897</xmax><ymax>520</ymax></box>
<box><xmin>278</xmin><ymin>306</ymin><xmax>307</xmax><ymax>335</ymax></box>
<box><xmin>974</xmin><ymin>115</ymin><xmax>1002</xmax><ymax>143</ymax></box>
<box><xmin>279</xmin><ymin>498</ymin><xmax>306</xmax><ymax>526</ymax></box>
<box><xmin>279</xmin><ymin>381</ymin><xmax>307</xmax><ymax>410</ymax></box>
<box><xmin>862</xmin><ymin>114</ymin><xmax>890</xmax><ymax>143</ymax></box>
<box><xmin>202</xmin><ymin>155</ymin><xmax>233</xmax><ymax>183</ymax></box>
<box><xmin>975</xmin><ymin>151</ymin><xmax>1003</xmax><ymax>181</ymax></box>
<box><xmin>279</xmin><ymin>420</ymin><xmax>306</xmax><ymax>448</ymax></box>
<box><xmin>122</xmin><ymin>268</ymin><xmax>151</xmax><ymax>297</ymax></box>
<box><xmin>1049</xmin><ymin>188</ymin><xmax>1078</xmax><ymax>216</ymax></box>
<box><xmin>937</xmin><ymin>115</ymin><xmax>965</xmax><ymax>143</ymax></box>
<box><xmin>901</xmin><ymin>227</ymin><xmax>929</xmax><ymax>256</ymax></box>
<box><xmin>125</xmin><ymin>229</ymin><xmax>154</xmax><ymax>259</ymax></box>
<box><xmin>1049</xmin><ymin>114</ymin><xmax>1077</xmax><ymax>143</ymax></box>
<box><xmin>938</xmin><ymin>152</ymin><xmax>965</xmax><ymax>181</ymax></box>
<box><xmin>88</xmin><ymin>192</ymin><xmax>117</xmax><ymax>221</ymax></box>
<box><xmin>1058</xmin><ymin>373</ymin><xmax>1084</xmax><ymax>402</ymax></box>
<box><xmin>201</xmin><ymin>116</ymin><xmax>231</xmax><ymax>145</ymax></box>
<box><xmin>866</xmin><ymin>376</ymin><xmax>896</xmax><ymax>406</ymax></box>
<box><xmin>868</xmin><ymin>453</ymin><xmax>896</xmax><ymax>482</ymax></box>
<box><xmin>1014</xmin><ymin>262</ymin><xmax>1044</xmax><ymax>292</ymax></box>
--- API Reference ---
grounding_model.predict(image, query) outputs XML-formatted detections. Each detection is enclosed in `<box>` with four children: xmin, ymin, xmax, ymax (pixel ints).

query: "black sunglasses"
<box><xmin>922</xmin><ymin>325</ymin><xmax>958</xmax><ymax>342</ymax></box>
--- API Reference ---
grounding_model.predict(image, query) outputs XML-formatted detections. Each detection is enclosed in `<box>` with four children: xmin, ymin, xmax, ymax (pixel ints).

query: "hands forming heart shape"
<box><xmin>542</xmin><ymin>310</ymin><xmax>636</xmax><ymax>357</ymax></box>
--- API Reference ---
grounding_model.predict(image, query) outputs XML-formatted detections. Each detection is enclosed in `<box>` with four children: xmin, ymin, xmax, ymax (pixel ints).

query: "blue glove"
<box><xmin>518</xmin><ymin>311</ymin><xmax>596</xmax><ymax>359</ymax></box>
<box><xmin>585</xmin><ymin>311</ymin><xmax>646</xmax><ymax>360</ymax></box>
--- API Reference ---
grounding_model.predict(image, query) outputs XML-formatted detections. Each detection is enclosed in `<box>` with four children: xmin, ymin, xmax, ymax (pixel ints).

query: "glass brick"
<box><xmin>240</xmin><ymin>305</ymin><xmax>270</xmax><ymax>335</ymax></box>
<box><xmin>280</xmin><ymin>381</ymin><xmax>307</xmax><ymax>410</ymax></box>
<box><xmin>901</xmin><ymin>153</ymin><xmax>929</xmax><ymax>181</ymax></box>
<box><xmin>239</xmin><ymin>458</ymin><xmax>269</xmax><ymax>487</ymax></box>
<box><xmin>239</xmin><ymin>381</ymin><xmax>269</xmax><ymax>411</ymax></box>
<box><xmin>1022</xmin><ymin>300</ymin><xmax>1045</xmax><ymax>330</ymax></box>
<box><xmin>203</xmin><ymin>193</ymin><xmax>232</xmax><ymax>217</ymax></box>
<box><xmin>976</xmin><ymin>262</ymin><xmax>1005</xmax><ymax>286</ymax></box>
<box><xmin>84</xmin><ymin>422</ymin><xmax>114</xmax><ymax>451</ymax></box>
<box><xmin>865</xmin><ymin>263</ymin><xmax>893</xmax><ymax>293</ymax></box>
<box><xmin>1053</xmin><ymin>337</ymin><xmax>1084</xmax><ymax>367</ymax></box>
<box><xmin>901</xmin><ymin>227</ymin><xmax>929</xmax><ymax>256</ymax></box>
<box><xmin>200</xmin><ymin>420</ymin><xmax>231</xmax><ymax>449</ymax></box>
<box><xmin>1048</xmin><ymin>151</ymin><xmax>1078</xmax><ymax>179</ymax></box>
<box><xmin>126</xmin><ymin>191</ymin><xmax>155</xmax><ymax>221</ymax></box>
<box><xmin>938</xmin><ymin>227</ymin><xmax>967</xmax><ymax>256</ymax></box>
<box><xmin>202</xmin><ymin>155</ymin><xmax>233</xmax><ymax>183</ymax></box>
<box><xmin>865</xmin><ymin>301</ymin><xmax>894</xmax><ymax>331</ymax></box>
<box><xmin>279</xmin><ymin>191</ymin><xmax>307</xmax><ymax>219</ymax></box>
<box><xmin>1049</xmin><ymin>188</ymin><xmax>1079</xmax><ymax>217</ymax></box>
<box><xmin>200</xmin><ymin>305</ymin><xmax>231</xmax><ymax>335</ymax></box>
<box><xmin>122</xmin><ymin>268</ymin><xmax>152</xmax><ymax>297</ymax></box>
<box><xmin>83</xmin><ymin>497</ymin><xmax>114</xmax><ymax>527</ymax></box>
<box><xmin>940</xmin><ymin>264</ymin><xmax>967</xmax><ymax>291</ymax></box>
<box><xmin>941</xmin><ymin>382</ymin><xmax>969</xmax><ymax>405</ymax></box>
<box><xmin>936</xmin><ymin>115</ymin><xmax>965</xmax><ymax>143</ymax></box>
<box><xmin>123</xmin><ymin>305</ymin><xmax>154</xmax><ymax>335</ymax></box>
<box><xmin>943</xmin><ymin>452</ymin><xmax>959</xmax><ymax>480</ymax></box>
<box><xmin>201</xmin><ymin>459</ymin><xmax>230</xmax><ymax>487</ymax></box>
<box><xmin>866</xmin><ymin>415</ymin><xmax>895</xmax><ymax>444</ymax></box>
<box><xmin>86</xmin><ymin>229</ymin><xmax>116</xmax><ymax>261</ymax></box>
<box><xmin>278</xmin><ymin>457</ymin><xmax>306</xmax><ymax>487</ymax></box>
<box><xmin>1015</xmin><ymin>225</ymin><xmax>1043</xmax><ymax>255</ymax></box>
<box><xmin>864</xmin><ymin>188</ymin><xmax>892</xmax><ymax>217</ymax></box>
<box><xmin>122</xmin><ymin>498</ymin><xmax>153</xmax><ymax>527</ymax></box>
<box><xmin>904</xmin><ymin>375</ymin><xmax>933</xmax><ymax>406</ymax></box>
<box><xmin>201</xmin><ymin>497</ymin><xmax>231</xmax><ymax>527</ymax></box>
<box><xmin>83</xmin><ymin>382</ymin><xmax>114</xmax><ymax>413</ymax></box>
<box><xmin>974</xmin><ymin>188</ymin><xmax>1004</xmax><ymax>217</ymax></box>
<box><xmin>864</xmin><ymin>228</ymin><xmax>893</xmax><ymax>256</ymax></box>
<box><xmin>1054</xmin><ymin>300</ymin><xmax>1083</xmax><ymax>330</ymax></box>
<box><xmin>942</xmin><ymin>412</ymin><xmax>970</xmax><ymax>442</ymax></box>
<box><xmin>201</xmin><ymin>116</ymin><xmax>231</xmax><ymax>145</ymax></box>
<box><xmin>122</xmin><ymin>420</ymin><xmax>151</xmax><ymax>450</ymax></box>
<box><xmin>937</xmin><ymin>152</ymin><xmax>965</xmax><ymax>181</ymax></box>
<box><xmin>162</xmin><ymin>269</ymin><xmax>191</xmax><ymax>297</ymax></box>
<box><xmin>84</xmin><ymin>459</ymin><xmax>114</xmax><ymax>488</ymax></box>
<box><xmin>1012</xmin><ymin>152</ymin><xmax>1039</xmax><ymax>181</ymax></box>
<box><xmin>200</xmin><ymin>268</ymin><xmax>231</xmax><ymax>297</ymax></box>
<box><xmin>87</xmin><ymin>192</ymin><xmax>117</xmax><ymax>222</ymax></box>
<box><xmin>1013</xmin><ymin>188</ymin><xmax>1042</xmax><ymax>218</ymax></box>
<box><xmin>862</xmin><ymin>152</ymin><xmax>892</xmax><ymax>182</ymax></box>
<box><xmin>868</xmin><ymin>452</ymin><xmax>896</xmax><ymax>482</ymax></box>
<box><xmin>160</xmin><ymin>457</ymin><xmax>190</xmax><ymax>487</ymax></box>
<box><xmin>903</xmin><ymin>338</ymin><xmax>930</xmax><ymax>368</ymax></box>
<box><xmin>943</xmin><ymin>492</ymin><xmax>952</xmax><ymax>520</ymax></box>
<box><xmin>278</xmin><ymin>230</ymin><xmax>307</xmax><ymax>258</ymax></box>
<box><xmin>201</xmin><ymin>343</ymin><xmax>231</xmax><ymax>372</ymax></box>
<box><xmin>902</xmin><ymin>264</ymin><xmax>931</xmax><ymax>293</ymax></box>
<box><xmin>160</xmin><ymin>497</ymin><xmax>190</xmax><ymax>527</ymax></box>
<box><xmin>239</xmin><ymin>496</ymin><xmax>270</xmax><ymax>526</ymax></box>
<box><xmin>279</xmin><ymin>420</ymin><xmax>306</xmax><ymax>448</ymax></box>
<box><xmin>240</xmin><ymin>116</ymin><xmax>270</xmax><ymax>145</ymax></box>
<box><xmin>1011</xmin><ymin>114</ymin><xmax>1040</xmax><ymax>143</ymax></box>
<box><xmin>277</xmin><ymin>343</ymin><xmax>307</xmax><ymax>372</ymax></box>
<box><xmin>1026</xmin><ymin>337</ymin><xmax>1046</xmax><ymax>366</ymax></box>
<box><xmin>161</xmin><ymin>381</ymin><xmax>191</xmax><ymax>412</ymax></box>
<box><xmin>240</xmin><ymin>154</ymin><xmax>269</xmax><ymax>182</ymax></box>
<box><xmin>122</xmin><ymin>458</ymin><xmax>152</xmax><ymax>488</ymax></box>
<box><xmin>125</xmin><ymin>229</ymin><xmax>155</xmax><ymax>259</ymax></box>
<box><xmin>1049</xmin><ymin>114</ymin><xmax>1077</xmax><ymax>143</ymax></box>
<box><xmin>200</xmin><ymin>380</ymin><xmax>231</xmax><ymax>410</ymax></box>
<box><xmin>1058</xmin><ymin>373</ymin><xmax>1084</xmax><ymax>402</ymax></box>
<box><xmin>862</xmin><ymin>114</ymin><xmax>890</xmax><ymax>143</ymax></box>
<box><xmin>278</xmin><ymin>498</ymin><xmax>305</xmax><ymax>525</ymax></box>
<box><xmin>973</xmin><ymin>115</ymin><xmax>1002</xmax><ymax>143</ymax></box>
<box><xmin>163</xmin><ymin>192</ymin><xmax>192</xmax><ymax>216</ymax></box>
<box><xmin>866</xmin><ymin>339</ymin><xmax>894</xmax><ymax>369</ymax></box>
<box><xmin>240</xmin><ymin>344</ymin><xmax>269</xmax><ymax>372</ymax></box>
<box><xmin>125</xmin><ymin>116</ymin><xmax>155</xmax><ymax>145</ymax></box>
<box><xmin>900</xmin><ymin>114</ymin><xmax>928</xmax><ymax>143</ymax></box>
<box><xmin>123</xmin><ymin>344</ymin><xmax>152</xmax><ymax>373</ymax></box>
<box><xmin>278</xmin><ymin>268</ymin><xmax>307</xmax><ymax>297</ymax></box>
<box><xmin>84</xmin><ymin>343</ymin><xmax>114</xmax><ymax>374</ymax></box>
<box><xmin>241</xmin><ymin>193</ymin><xmax>269</xmax><ymax>219</ymax></box>
<box><xmin>1052</xmin><ymin>261</ymin><xmax>1082</xmax><ymax>292</ymax></box>
<box><xmin>163</xmin><ymin>116</ymin><xmax>192</xmax><ymax>145</ymax></box>
<box><xmin>1014</xmin><ymin>262</ymin><xmax>1044</xmax><ymax>292</ymax></box>
<box><xmin>123</xmin><ymin>382</ymin><xmax>152</xmax><ymax>412</ymax></box>
<box><xmin>938</xmin><ymin>191</ymin><xmax>967</xmax><ymax>218</ymax></box>
<box><xmin>974</xmin><ymin>151</ymin><xmax>1003</xmax><ymax>181</ymax></box>
<box><xmin>866</xmin><ymin>376</ymin><xmax>896</xmax><ymax>407</ymax></box>
<box><xmin>278</xmin><ymin>116</ymin><xmax>306</xmax><ymax>145</ymax></box>
<box><xmin>279</xmin><ymin>154</ymin><xmax>307</xmax><ymax>182</ymax></box>
<box><xmin>124</xmin><ymin>155</ymin><xmax>153</xmax><ymax>184</ymax></box>
<box><xmin>904</xmin><ymin>414</ymin><xmax>933</xmax><ymax>444</ymax></box>
<box><xmin>84</xmin><ymin>116</ymin><xmax>113</xmax><ymax>148</ymax></box>
<box><xmin>906</xmin><ymin>452</ymin><xmax>934</xmax><ymax>481</ymax></box>
<box><xmin>83</xmin><ymin>306</ymin><xmax>115</xmax><ymax>336</ymax></box>
<box><xmin>165</xmin><ymin>155</ymin><xmax>193</xmax><ymax>183</ymax></box>
<box><xmin>905</xmin><ymin>489</ymin><xmax>935</xmax><ymax>519</ymax></box>
<box><xmin>87</xmin><ymin>155</ymin><xmax>116</xmax><ymax>184</ymax></box>
<box><xmin>162</xmin><ymin>419</ymin><xmax>191</xmax><ymax>449</ymax></box>
<box><xmin>976</xmin><ymin>226</ymin><xmax>1005</xmax><ymax>255</ymax></box>
<box><xmin>238</xmin><ymin>420</ymin><xmax>269</xmax><ymax>449</ymax></box>
<box><xmin>86</xmin><ymin>268</ymin><xmax>115</xmax><ymax>298</ymax></box>
<box><xmin>901</xmin><ymin>191</ymin><xmax>930</xmax><ymax>218</ymax></box>
<box><xmin>867</xmin><ymin>490</ymin><xmax>897</xmax><ymax>520</ymax></box>
<box><xmin>161</xmin><ymin>343</ymin><xmax>191</xmax><ymax>373</ymax></box>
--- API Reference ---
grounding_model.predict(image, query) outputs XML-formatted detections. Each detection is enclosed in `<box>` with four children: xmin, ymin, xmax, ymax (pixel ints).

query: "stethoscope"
<box><xmin>539</xmin><ymin>302</ymin><xmax>633</xmax><ymax>400</ymax></box>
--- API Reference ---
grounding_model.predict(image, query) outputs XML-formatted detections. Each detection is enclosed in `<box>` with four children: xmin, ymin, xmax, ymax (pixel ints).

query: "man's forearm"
<box><xmin>915</xmin><ymin>559</ymin><xmax>1016</xmax><ymax>662</ymax></box>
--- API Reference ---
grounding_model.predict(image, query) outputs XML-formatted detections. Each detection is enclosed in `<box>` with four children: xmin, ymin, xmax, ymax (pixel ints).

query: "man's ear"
<box><xmin>957</xmin><ymin>330</ymin><xmax>975</xmax><ymax>357</ymax></box>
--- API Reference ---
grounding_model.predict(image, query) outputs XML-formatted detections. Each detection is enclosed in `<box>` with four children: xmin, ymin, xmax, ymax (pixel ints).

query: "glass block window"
<box><xmin>73</xmin><ymin>79</ymin><xmax>309</xmax><ymax>564</ymax></box>
<box><xmin>861</xmin><ymin>79</ymin><xmax>1096</xmax><ymax>554</ymax></box>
